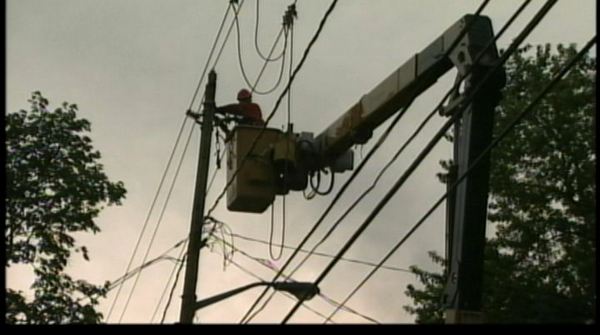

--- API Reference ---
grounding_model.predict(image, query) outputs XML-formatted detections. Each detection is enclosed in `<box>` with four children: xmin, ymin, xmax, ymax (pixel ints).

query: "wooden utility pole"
<box><xmin>179</xmin><ymin>70</ymin><xmax>217</xmax><ymax>324</ymax></box>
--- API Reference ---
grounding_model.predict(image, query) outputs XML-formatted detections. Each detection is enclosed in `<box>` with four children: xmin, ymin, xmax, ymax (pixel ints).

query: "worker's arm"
<box><xmin>216</xmin><ymin>104</ymin><xmax>243</xmax><ymax>116</ymax></box>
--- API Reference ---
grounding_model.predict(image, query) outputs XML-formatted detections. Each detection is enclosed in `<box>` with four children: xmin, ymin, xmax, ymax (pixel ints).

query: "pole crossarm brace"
<box><xmin>194</xmin><ymin>281</ymin><xmax>320</xmax><ymax>311</ymax></box>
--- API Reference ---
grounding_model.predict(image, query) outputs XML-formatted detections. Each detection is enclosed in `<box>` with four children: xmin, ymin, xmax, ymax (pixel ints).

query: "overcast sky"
<box><xmin>6</xmin><ymin>0</ymin><xmax>596</xmax><ymax>324</ymax></box>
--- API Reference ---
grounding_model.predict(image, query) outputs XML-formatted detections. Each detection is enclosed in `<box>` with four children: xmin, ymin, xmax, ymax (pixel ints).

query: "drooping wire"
<box><xmin>205</xmin><ymin>0</ymin><xmax>338</xmax><ymax>227</ymax></box>
<box><xmin>324</xmin><ymin>33</ymin><xmax>595</xmax><ymax>324</ymax></box>
<box><xmin>280</xmin><ymin>0</ymin><xmax>559</xmax><ymax>323</ymax></box>
<box><xmin>211</xmin><ymin>0</ymin><xmax>247</xmax><ymax>71</ymax></box>
<box><xmin>309</xmin><ymin>168</ymin><xmax>335</xmax><ymax>196</ymax></box>
<box><xmin>267</xmin><ymin>15</ymin><xmax>295</xmax><ymax>262</ymax></box>
<box><xmin>254</xmin><ymin>0</ymin><xmax>287</xmax><ymax>62</ymax></box>
<box><xmin>232</xmin><ymin>1</ymin><xmax>289</xmax><ymax>95</ymax></box>
<box><xmin>239</xmin><ymin>0</ymin><xmax>489</xmax><ymax>323</ymax></box>
<box><xmin>268</xmin><ymin>200</ymin><xmax>284</xmax><ymax>260</ymax></box>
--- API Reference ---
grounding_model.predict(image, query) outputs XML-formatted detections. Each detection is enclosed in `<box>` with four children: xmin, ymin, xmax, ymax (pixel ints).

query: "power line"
<box><xmin>211</xmin><ymin>0</ymin><xmax>247</xmax><ymax>70</ymax></box>
<box><xmin>117</xmin><ymin>123</ymin><xmax>197</xmax><ymax>323</ymax></box>
<box><xmin>107</xmin><ymin>241</ymin><xmax>185</xmax><ymax>292</ymax></box>
<box><xmin>160</xmin><ymin>252</ymin><xmax>187</xmax><ymax>324</ymax></box>
<box><xmin>232</xmin><ymin>1</ymin><xmax>289</xmax><ymax>95</ymax></box>
<box><xmin>231</xmin><ymin>233</ymin><xmax>414</xmax><ymax>273</ymax></box>
<box><xmin>188</xmin><ymin>4</ymin><xmax>233</xmax><ymax>111</ymax></box>
<box><xmin>254</xmin><ymin>0</ymin><xmax>287</xmax><ymax>62</ymax></box>
<box><xmin>324</xmin><ymin>33</ymin><xmax>596</xmax><ymax>324</ymax></box>
<box><xmin>280</xmin><ymin>0</ymin><xmax>559</xmax><ymax>323</ymax></box>
<box><xmin>240</xmin><ymin>0</ymin><xmax>493</xmax><ymax>323</ymax></box>
<box><xmin>150</xmin><ymin>240</ymin><xmax>187</xmax><ymax>323</ymax></box>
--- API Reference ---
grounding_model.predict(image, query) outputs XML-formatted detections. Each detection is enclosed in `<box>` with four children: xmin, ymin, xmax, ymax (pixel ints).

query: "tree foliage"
<box><xmin>404</xmin><ymin>44</ymin><xmax>596</xmax><ymax>323</ymax></box>
<box><xmin>6</xmin><ymin>92</ymin><xmax>127</xmax><ymax>324</ymax></box>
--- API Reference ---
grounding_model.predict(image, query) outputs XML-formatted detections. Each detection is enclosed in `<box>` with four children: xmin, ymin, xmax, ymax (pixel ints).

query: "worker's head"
<box><xmin>237</xmin><ymin>89</ymin><xmax>252</xmax><ymax>103</ymax></box>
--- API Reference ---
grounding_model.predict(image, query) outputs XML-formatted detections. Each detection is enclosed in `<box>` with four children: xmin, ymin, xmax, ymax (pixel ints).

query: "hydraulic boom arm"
<box><xmin>314</xmin><ymin>14</ymin><xmax>501</xmax><ymax>168</ymax></box>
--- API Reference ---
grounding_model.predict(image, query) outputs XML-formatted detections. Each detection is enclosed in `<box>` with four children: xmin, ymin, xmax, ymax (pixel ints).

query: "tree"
<box><xmin>6</xmin><ymin>92</ymin><xmax>127</xmax><ymax>324</ymax></box>
<box><xmin>404</xmin><ymin>44</ymin><xmax>596</xmax><ymax>323</ymax></box>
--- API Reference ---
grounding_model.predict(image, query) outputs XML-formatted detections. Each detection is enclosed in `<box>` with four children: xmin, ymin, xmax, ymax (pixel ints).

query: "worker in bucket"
<box><xmin>216</xmin><ymin>88</ymin><xmax>265</xmax><ymax>127</ymax></box>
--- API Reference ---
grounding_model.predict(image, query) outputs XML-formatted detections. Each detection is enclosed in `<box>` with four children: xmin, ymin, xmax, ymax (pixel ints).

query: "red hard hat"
<box><xmin>237</xmin><ymin>89</ymin><xmax>252</xmax><ymax>101</ymax></box>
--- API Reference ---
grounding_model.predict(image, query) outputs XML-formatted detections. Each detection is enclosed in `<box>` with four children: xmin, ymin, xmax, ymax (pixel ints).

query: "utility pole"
<box><xmin>179</xmin><ymin>70</ymin><xmax>217</xmax><ymax>324</ymax></box>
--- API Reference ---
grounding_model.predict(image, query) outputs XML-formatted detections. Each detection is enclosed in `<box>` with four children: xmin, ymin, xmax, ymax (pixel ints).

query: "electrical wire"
<box><xmin>280</xmin><ymin>0</ymin><xmax>559</xmax><ymax>323</ymax></box>
<box><xmin>324</xmin><ymin>33</ymin><xmax>595</xmax><ymax>324</ymax></box>
<box><xmin>268</xmin><ymin>200</ymin><xmax>284</xmax><ymax>260</ymax></box>
<box><xmin>188</xmin><ymin>4</ymin><xmax>233</xmax><ymax>111</ymax></box>
<box><xmin>108</xmin><ymin>245</ymin><xmax>184</xmax><ymax>292</ymax></box>
<box><xmin>254</xmin><ymin>0</ymin><xmax>287</xmax><ymax>62</ymax></box>
<box><xmin>267</xmin><ymin>18</ymin><xmax>295</xmax><ymax>261</ymax></box>
<box><xmin>232</xmin><ymin>1</ymin><xmax>289</xmax><ymax>95</ymax></box>
<box><xmin>150</xmin><ymin>240</ymin><xmax>188</xmax><ymax>323</ymax></box>
<box><xmin>230</xmin><ymin>233</ymin><xmax>414</xmax><ymax>273</ymax></box>
<box><xmin>160</xmin><ymin>252</ymin><xmax>187</xmax><ymax>324</ymax></box>
<box><xmin>240</xmin><ymin>0</ymin><xmax>490</xmax><ymax>322</ymax></box>
<box><xmin>309</xmin><ymin>168</ymin><xmax>335</xmax><ymax>195</ymax></box>
<box><xmin>211</xmin><ymin>0</ymin><xmax>247</xmax><ymax>71</ymax></box>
